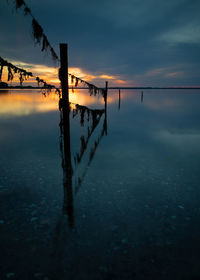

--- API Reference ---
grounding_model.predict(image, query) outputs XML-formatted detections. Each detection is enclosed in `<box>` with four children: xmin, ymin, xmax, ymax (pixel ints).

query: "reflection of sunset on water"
<box><xmin>0</xmin><ymin>90</ymin><xmax>59</xmax><ymax>117</ymax></box>
<box><xmin>0</xmin><ymin>89</ymin><xmax>118</xmax><ymax>118</ymax></box>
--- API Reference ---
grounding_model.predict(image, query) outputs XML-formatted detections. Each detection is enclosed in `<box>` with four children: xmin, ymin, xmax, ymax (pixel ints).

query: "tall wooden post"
<box><xmin>59</xmin><ymin>43</ymin><xmax>69</xmax><ymax>103</ymax></box>
<box><xmin>59</xmin><ymin>43</ymin><xmax>73</xmax><ymax>227</ymax></box>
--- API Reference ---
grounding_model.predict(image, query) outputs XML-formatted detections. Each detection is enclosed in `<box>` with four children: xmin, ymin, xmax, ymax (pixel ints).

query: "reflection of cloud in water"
<box><xmin>144</xmin><ymin>98</ymin><xmax>183</xmax><ymax>111</ymax></box>
<box><xmin>155</xmin><ymin>130</ymin><xmax>200</xmax><ymax>151</ymax></box>
<box><xmin>0</xmin><ymin>128</ymin><xmax>11</xmax><ymax>141</ymax></box>
<box><xmin>106</xmin><ymin>90</ymin><xmax>184</xmax><ymax>110</ymax></box>
<box><xmin>0</xmin><ymin>91</ymin><xmax>59</xmax><ymax>118</ymax></box>
<box><xmin>0</xmin><ymin>89</ymin><xmax>112</xmax><ymax>118</ymax></box>
<box><xmin>112</xmin><ymin>90</ymin><xmax>200</xmax><ymax>113</ymax></box>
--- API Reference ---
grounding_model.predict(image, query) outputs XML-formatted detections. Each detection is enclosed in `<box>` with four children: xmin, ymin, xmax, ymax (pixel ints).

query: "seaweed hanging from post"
<box><xmin>32</xmin><ymin>19</ymin><xmax>43</xmax><ymax>44</ymax></box>
<box><xmin>68</xmin><ymin>73</ymin><xmax>105</xmax><ymax>98</ymax></box>
<box><xmin>0</xmin><ymin>56</ymin><xmax>61</xmax><ymax>94</ymax></box>
<box><xmin>8</xmin><ymin>0</ymin><xmax>60</xmax><ymax>64</ymax></box>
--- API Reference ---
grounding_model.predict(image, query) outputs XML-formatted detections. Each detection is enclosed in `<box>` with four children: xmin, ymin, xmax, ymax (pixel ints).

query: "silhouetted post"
<box><xmin>59</xmin><ymin>43</ymin><xmax>69</xmax><ymax>103</ymax></box>
<box><xmin>59</xmin><ymin>43</ymin><xmax>74</xmax><ymax>227</ymax></box>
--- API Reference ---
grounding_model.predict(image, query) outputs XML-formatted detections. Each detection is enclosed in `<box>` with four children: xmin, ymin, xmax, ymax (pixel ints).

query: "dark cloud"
<box><xmin>0</xmin><ymin>0</ymin><xmax>200</xmax><ymax>86</ymax></box>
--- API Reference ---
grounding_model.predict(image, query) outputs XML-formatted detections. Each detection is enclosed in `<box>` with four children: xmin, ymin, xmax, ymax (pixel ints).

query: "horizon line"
<box><xmin>1</xmin><ymin>86</ymin><xmax>200</xmax><ymax>90</ymax></box>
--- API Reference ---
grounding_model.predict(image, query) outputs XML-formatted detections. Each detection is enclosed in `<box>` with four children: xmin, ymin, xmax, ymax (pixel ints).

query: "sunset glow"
<box><xmin>1</xmin><ymin>0</ymin><xmax>200</xmax><ymax>278</ymax></box>
<box><xmin>1</xmin><ymin>60</ymin><xmax>128</xmax><ymax>88</ymax></box>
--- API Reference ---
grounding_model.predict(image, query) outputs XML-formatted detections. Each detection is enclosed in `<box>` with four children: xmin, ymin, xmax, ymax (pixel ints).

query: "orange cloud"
<box><xmin>166</xmin><ymin>71</ymin><xmax>183</xmax><ymax>78</ymax></box>
<box><xmin>115</xmin><ymin>79</ymin><xmax>127</xmax><ymax>84</ymax></box>
<box><xmin>99</xmin><ymin>74</ymin><xmax>116</xmax><ymax>80</ymax></box>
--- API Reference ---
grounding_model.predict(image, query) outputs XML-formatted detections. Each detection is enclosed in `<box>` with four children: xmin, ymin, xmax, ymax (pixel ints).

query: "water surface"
<box><xmin>0</xmin><ymin>89</ymin><xmax>200</xmax><ymax>280</ymax></box>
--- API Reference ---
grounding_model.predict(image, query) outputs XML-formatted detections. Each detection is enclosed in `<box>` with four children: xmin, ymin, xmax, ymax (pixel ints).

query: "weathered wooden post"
<box><xmin>59</xmin><ymin>43</ymin><xmax>74</xmax><ymax>227</ymax></box>
<box><xmin>59</xmin><ymin>43</ymin><xmax>69</xmax><ymax>103</ymax></box>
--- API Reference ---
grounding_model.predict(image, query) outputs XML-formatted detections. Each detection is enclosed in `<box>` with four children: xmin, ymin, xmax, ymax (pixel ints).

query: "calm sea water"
<box><xmin>0</xmin><ymin>89</ymin><xmax>200</xmax><ymax>280</ymax></box>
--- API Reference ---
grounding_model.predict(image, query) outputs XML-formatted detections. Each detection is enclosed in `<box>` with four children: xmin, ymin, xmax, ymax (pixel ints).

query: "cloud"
<box><xmin>160</xmin><ymin>23</ymin><xmax>200</xmax><ymax>44</ymax></box>
<box><xmin>166</xmin><ymin>72</ymin><xmax>183</xmax><ymax>78</ymax></box>
<box><xmin>1</xmin><ymin>0</ymin><xmax>200</xmax><ymax>87</ymax></box>
<box><xmin>1</xmin><ymin>59</ymin><xmax>128</xmax><ymax>87</ymax></box>
<box><xmin>130</xmin><ymin>66</ymin><xmax>187</xmax><ymax>86</ymax></box>
<box><xmin>146</xmin><ymin>68</ymin><xmax>166</xmax><ymax>77</ymax></box>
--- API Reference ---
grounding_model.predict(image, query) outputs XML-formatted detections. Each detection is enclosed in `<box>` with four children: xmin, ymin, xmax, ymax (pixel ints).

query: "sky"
<box><xmin>0</xmin><ymin>0</ymin><xmax>200</xmax><ymax>87</ymax></box>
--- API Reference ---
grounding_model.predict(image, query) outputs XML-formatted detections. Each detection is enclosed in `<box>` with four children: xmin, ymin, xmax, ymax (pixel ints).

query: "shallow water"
<box><xmin>0</xmin><ymin>89</ymin><xmax>200</xmax><ymax>280</ymax></box>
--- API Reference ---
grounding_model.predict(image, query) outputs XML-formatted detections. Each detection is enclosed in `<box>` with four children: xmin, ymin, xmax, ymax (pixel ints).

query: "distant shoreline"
<box><xmin>0</xmin><ymin>86</ymin><xmax>200</xmax><ymax>90</ymax></box>
<box><xmin>106</xmin><ymin>87</ymin><xmax>200</xmax><ymax>90</ymax></box>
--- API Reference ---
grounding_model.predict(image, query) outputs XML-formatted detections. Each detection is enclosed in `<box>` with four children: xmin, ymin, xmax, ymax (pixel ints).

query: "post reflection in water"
<box><xmin>141</xmin><ymin>91</ymin><xmax>144</xmax><ymax>103</ymax></box>
<box><xmin>118</xmin><ymin>89</ymin><xmax>121</xmax><ymax>110</ymax></box>
<box><xmin>59</xmin><ymin>100</ymin><xmax>74</xmax><ymax>228</ymax></box>
<box><xmin>58</xmin><ymin>93</ymin><xmax>107</xmax><ymax>228</ymax></box>
<box><xmin>1</xmin><ymin>89</ymin><xmax>200</xmax><ymax>279</ymax></box>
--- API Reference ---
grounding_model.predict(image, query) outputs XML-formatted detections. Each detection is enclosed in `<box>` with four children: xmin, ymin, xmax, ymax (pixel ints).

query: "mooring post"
<box><xmin>59</xmin><ymin>43</ymin><xmax>69</xmax><ymax>103</ymax></box>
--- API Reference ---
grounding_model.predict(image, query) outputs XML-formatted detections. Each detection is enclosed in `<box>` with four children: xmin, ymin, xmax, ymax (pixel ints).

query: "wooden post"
<box><xmin>59</xmin><ymin>43</ymin><xmax>73</xmax><ymax>227</ymax></box>
<box><xmin>59</xmin><ymin>43</ymin><xmax>69</xmax><ymax>103</ymax></box>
